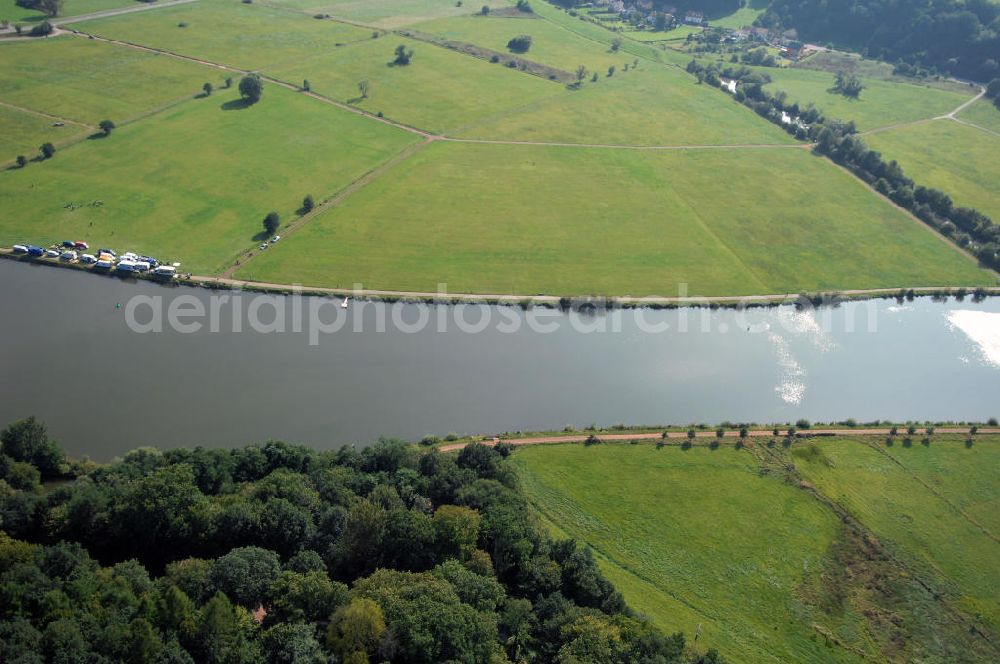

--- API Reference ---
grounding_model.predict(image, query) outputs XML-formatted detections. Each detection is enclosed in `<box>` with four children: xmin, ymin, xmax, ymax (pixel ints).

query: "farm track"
<box><xmin>438</xmin><ymin>428</ymin><xmax>1000</xmax><ymax>452</ymax></box>
<box><xmin>860</xmin><ymin>84</ymin><xmax>985</xmax><ymax>137</ymax></box>
<box><xmin>54</xmin><ymin>0</ymin><xmax>202</xmax><ymax>26</ymax></box>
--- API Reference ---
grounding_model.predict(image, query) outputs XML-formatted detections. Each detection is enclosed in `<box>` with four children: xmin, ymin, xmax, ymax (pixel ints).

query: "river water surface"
<box><xmin>1</xmin><ymin>260</ymin><xmax>998</xmax><ymax>458</ymax></box>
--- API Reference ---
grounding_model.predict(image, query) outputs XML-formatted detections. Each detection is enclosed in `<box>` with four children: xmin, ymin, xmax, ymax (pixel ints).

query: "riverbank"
<box><xmin>3</xmin><ymin>247</ymin><xmax>998</xmax><ymax>310</ymax></box>
<box><xmin>437</xmin><ymin>425</ymin><xmax>1000</xmax><ymax>451</ymax></box>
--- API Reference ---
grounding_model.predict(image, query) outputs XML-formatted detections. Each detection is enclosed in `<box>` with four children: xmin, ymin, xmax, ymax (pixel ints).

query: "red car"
<box><xmin>73</xmin><ymin>241</ymin><xmax>89</xmax><ymax>249</ymax></box>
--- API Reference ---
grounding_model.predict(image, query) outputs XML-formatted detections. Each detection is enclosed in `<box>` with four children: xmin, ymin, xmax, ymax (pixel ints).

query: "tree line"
<box><xmin>687</xmin><ymin>59</ymin><xmax>1000</xmax><ymax>270</ymax></box>
<box><xmin>0</xmin><ymin>416</ymin><xmax>724</xmax><ymax>664</ymax></box>
<box><xmin>757</xmin><ymin>0</ymin><xmax>1000</xmax><ymax>82</ymax></box>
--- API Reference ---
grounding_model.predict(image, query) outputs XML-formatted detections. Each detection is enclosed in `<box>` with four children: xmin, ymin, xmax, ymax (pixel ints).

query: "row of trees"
<box><xmin>0</xmin><ymin>417</ymin><xmax>723</xmax><ymax>663</ymax></box>
<box><xmin>687</xmin><ymin>59</ymin><xmax>1000</xmax><ymax>270</ymax></box>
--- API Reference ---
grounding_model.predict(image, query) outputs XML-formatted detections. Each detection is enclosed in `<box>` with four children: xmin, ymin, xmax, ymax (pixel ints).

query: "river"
<box><xmin>1</xmin><ymin>260</ymin><xmax>998</xmax><ymax>458</ymax></box>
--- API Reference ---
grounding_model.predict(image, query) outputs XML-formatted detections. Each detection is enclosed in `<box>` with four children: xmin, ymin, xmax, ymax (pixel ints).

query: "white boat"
<box><xmin>341</xmin><ymin>297</ymin><xmax>349</xmax><ymax>309</ymax></box>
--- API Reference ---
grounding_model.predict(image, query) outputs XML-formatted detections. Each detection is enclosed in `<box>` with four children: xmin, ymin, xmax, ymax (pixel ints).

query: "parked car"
<box><xmin>134</xmin><ymin>261</ymin><xmax>151</xmax><ymax>272</ymax></box>
<box><xmin>80</xmin><ymin>254</ymin><xmax>97</xmax><ymax>264</ymax></box>
<box><xmin>12</xmin><ymin>245</ymin><xmax>28</xmax><ymax>253</ymax></box>
<box><xmin>95</xmin><ymin>259</ymin><xmax>114</xmax><ymax>269</ymax></box>
<box><xmin>138</xmin><ymin>256</ymin><xmax>159</xmax><ymax>268</ymax></box>
<box><xmin>116</xmin><ymin>260</ymin><xmax>138</xmax><ymax>272</ymax></box>
<box><xmin>45</xmin><ymin>249</ymin><xmax>60</xmax><ymax>258</ymax></box>
<box><xmin>98</xmin><ymin>248</ymin><xmax>116</xmax><ymax>257</ymax></box>
<box><xmin>259</xmin><ymin>243</ymin><xmax>268</xmax><ymax>250</ymax></box>
<box><xmin>73</xmin><ymin>241</ymin><xmax>89</xmax><ymax>250</ymax></box>
<box><xmin>60</xmin><ymin>251</ymin><xmax>78</xmax><ymax>261</ymax></box>
<box><xmin>271</xmin><ymin>235</ymin><xmax>281</xmax><ymax>243</ymax></box>
<box><xmin>27</xmin><ymin>246</ymin><xmax>44</xmax><ymax>257</ymax></box>
<box><xmin>153</xmin><ymin>265</ymin><xmax>177</xmax><ymax>278</ymax></box>
<box><xmin>61</xmin><ymin>240</ymin><xmax>75</xmax><ymax>248</ymax></box>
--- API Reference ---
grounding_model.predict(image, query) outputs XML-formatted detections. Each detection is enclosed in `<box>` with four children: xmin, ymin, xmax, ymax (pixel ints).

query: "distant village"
<box><xmin>588</xmin><ymin>0</ymin><xmax>810</xmax><ymax>60</ymax></box>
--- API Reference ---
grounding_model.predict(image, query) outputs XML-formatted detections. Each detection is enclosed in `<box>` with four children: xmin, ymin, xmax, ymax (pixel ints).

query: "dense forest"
<box><xmin>0</xmin><ymin>417</ymin><xmax>722</xmax><ymax>664</ymax></box>
<box><xmin>758</xmin><ymin>0</ymin><xmax>1000</xmax><ymax>81</ymax></box>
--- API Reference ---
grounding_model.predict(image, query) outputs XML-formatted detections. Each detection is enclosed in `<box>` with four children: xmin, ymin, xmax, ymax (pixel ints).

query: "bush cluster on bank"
<box><xmin>0</xmin><ymin>417</ymin><xmax>722</xmax><ymax>664</ymax></box>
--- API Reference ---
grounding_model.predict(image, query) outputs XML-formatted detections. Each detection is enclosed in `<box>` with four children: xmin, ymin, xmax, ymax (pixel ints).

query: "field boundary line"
<box><xmin>949</xmin><ymin>116</ymin><xmax>1000</xmax><ymax>140</ymax></box>
<box><xmin>69</xmin><ymin>31</ymin><xmax>438</xmax><ymax>139</ymax></box>
<box><xmin>54</xmin><ymin>0</ymin><xmax>202</xmax><ymax>26</ymax></box>
<box><xmin>0</xmin><ymin>99</ymin><xmax>90</xmax><ymax>128</ymax></box>
<box><xmin>860</xmin><ymin>438</ymin><xmax>1000</xmax><ymax>545</ymax></box>
<box><xmin>220</xmin><ymin>137</ymin><xmax>434</xmax><ymax>279</ymax></box>
<box><xmin>67</xmin><ymin>31</ymin><xmax>812</xmax><ymax>151</ymax></box>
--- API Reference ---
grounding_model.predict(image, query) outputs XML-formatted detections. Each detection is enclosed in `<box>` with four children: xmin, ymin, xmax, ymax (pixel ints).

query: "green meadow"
<box><xmin>865</xmin><ymin>119</ymin><xmax>1000</xmax><ymax>221</ymax></box>
<box><xmin>0</xmin><ymin>36</ymin><xmax>223</xmax><ymax>124</ymax></box>
<box><xmin>513</xmin><ymin>443</ymin><xmax>869</xmax><ymax>664</ymax></box>
<box><xmin>239</xmin><ymin>141</ymin><xmax>991</xmax><ymax>295</ymax></box>
<box><xmin>266</xmin><ymin>35</ymin><xmax>559</xmax><ymax>134</ymax></box>
<box><xmin>761</xmin><ymin>66</ymin><xmax>974</xmax><ymax>130</ymax></box>
<box><xmin>512</xmin><ymin>438</ymin><xmax>1000</xmax><ymax>663</ymax></box>
<box><xmin>455</xmin><ymin>64</ymin><xmax>796</xmax><ymax>145</ymax></box>
<box><xmin>793</xmin><ymin>438</ymin><xmax>1000</xmax><ymax>635</ymax></box>
<box><xmin>0</xmin><ymin>104</ymin><xmax>88</xmax><ymax>161</ymax></box>
<box><xmin>709</xmin><ymin>4</ymin><xmax>766</xmax><ymax>28</ymax></box>
<box><xmin>0</xmin><ymin>0</ymin><xmax>132</xmax><ymax>23</ymax></box>
<box><xmin>78</xmin><ymin>0</ymin><xmax>374</xmax><ymax>71</ymax></box>
<box><xmin>267</xmin><ymin>0</ymin><xmax>514</xmax><ymax>29</ymax></box>
<box><xmin>415</xmin><ymin>13</ymin><xmax>628</xmax><ymax>73</ymax></box>
<box><xmin>0</xmin><ymin>85</ymin><xmax>416</xmax><ymax>274</ymax></box>
<box><xmin>958</xmin><ymin>98</ymin><xmax>1000</xmax><ymax>134</ymax></box>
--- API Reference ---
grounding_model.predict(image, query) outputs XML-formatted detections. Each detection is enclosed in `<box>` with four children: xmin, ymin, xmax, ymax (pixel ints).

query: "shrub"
<box><xmin>29</xmin><ymin>20</ymin><xmax>52</xmax><ymax>36</ymax></box>
<box><xmin>392</xmin><ymin>44</ymin><xmax>413</xmax><ymax>65</ymax></box>
<box><xmin>506</xmin><ymin>35</ymin><xmax>532</xmax><ymax>54</ymax></box>
<box><xmin>239</xmin><ymin>74</ymin><xmax>263</xmax><ymax>104</ymax></box>
<box><xmin>795</xmin><ymin>419</ymin><xmax>811</xmax><ymax>429</ymax></box>
<box><xmin>489</xmin><ymin>54</ymin><xmax>500</xmax><ymax>63</ymax></box>
<box><xmin>263</xmin><ymin>211</ymin><xmax>280</xmax><ymax>235</ymax></box>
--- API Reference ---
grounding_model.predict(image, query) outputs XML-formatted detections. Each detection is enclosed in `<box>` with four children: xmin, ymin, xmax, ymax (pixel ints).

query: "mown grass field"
<box><xmin>0</xmin><ymin>0</ymin><xmax>132</xmax><ymax>23</ymax></box>
<box><xmin>415</xmin><ymin>13</ymin><xmax>628</xmax><ymax>73</ymax></box>
<box><xmin>512</xmin><ymin>437</ymin><xmax>1000</xmax><ymax>664</ymax></box>
<box><xmin>78</xmin><ymin>0</ymin><xmax>374</xmax><ymax>70</ymax></box>
<box><xmin>761</xmin><ymin>67</ymin><xmax>975</xmax><ymax>131</ymax></box>
<box><xmin>865</xmin><ymin>119</ymin><xmax>1000</xmax><ymax>221</ymax></box>
<box><xmin>269</xmin><ymin>0</ymin><xmax>514</xmax><ymax>29</ymax></box>
<box><xmin>958</xmin><ymin>98</ymin><xmax>1000</xmax><ymax>134</ymax></box>
<box><xmin>0</xmin><ymin>36</ymin><xmax>223</xmax><ymax>124</ymax></box>
<box><xmin>455</xmin><ymin>64</ymin><xmax>796</xmax><ymax>145</ymax></box>
<box><xmin>792</xmin><ymin>438</ymin><xmax>1000</xmax><ymax>636</ymax></box>
<box><xmin>238</xmin><ymin>141</ymin><xmax>992</xmax><ymax>295</ymax></box>
<box><xmin>0</xmin><ymin>85</ymin><xmax>417</xmax><ymax>274</ymax></box>
<box><xmin>266</xmin><ymin>34</ymin><xmax>559</xmax><ymax>134</ymax></box>
<box><xmin>0</xmin><ymin>104</ymin><xmax>88</xmax><ymax>161</ymax></box>
<box><xmin>513</xmin><ymin>443</ymin><xmax>869</xmax><ymax>664</ymax></box>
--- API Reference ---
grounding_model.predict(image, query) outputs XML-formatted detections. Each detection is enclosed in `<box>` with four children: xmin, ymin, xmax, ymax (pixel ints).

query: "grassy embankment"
<box><xmin>512</xmin><ymin>435</ymin><xmax>1000</xmax><ymax>663</ymax></box>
